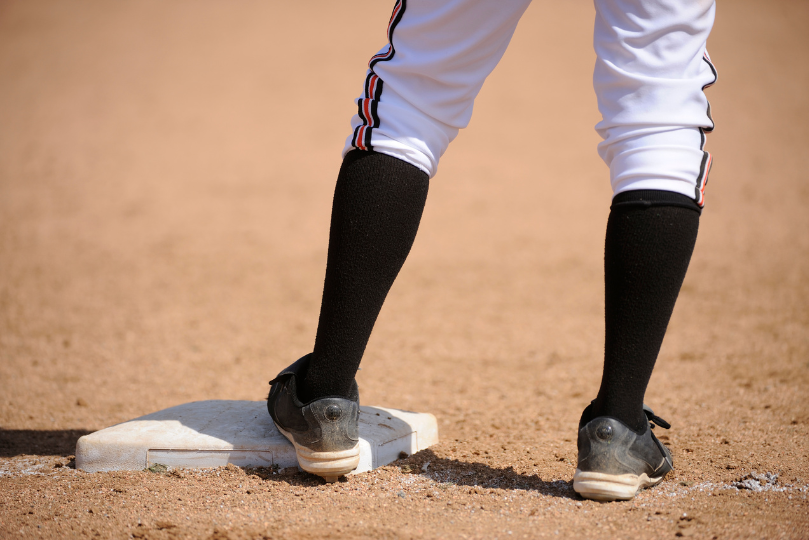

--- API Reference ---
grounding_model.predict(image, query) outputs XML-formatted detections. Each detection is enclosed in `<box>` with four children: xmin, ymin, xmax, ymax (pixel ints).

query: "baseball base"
<box><xmin>75</xmin><ymin>400</ymin><xmax>438</xmax><ymax>474</ymax></box>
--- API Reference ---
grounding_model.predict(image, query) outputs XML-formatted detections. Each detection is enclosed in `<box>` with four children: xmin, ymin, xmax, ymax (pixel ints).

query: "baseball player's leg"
<box><xmin>302</xmin><ymin>150</ymin><xmax>429</xmax><ymax>402</ymax></box>
<box><xmin>267</xmin><ymin>151</ymin><xmax>428</xmax><ymax>482</ymax></box>
<box><xmin>574</xmin><ymin>0</ymin><xmax>717</xmax><ymax>501</ymax></box>
<box><xmin>300</xmin><ymin>0</ymin><xmax>532</xmax><ymax>399</ymax></box>
<box><xmin>268</xmin><ymin>0</ymin><xmax>531</xmax><ymax>481</ymax></box>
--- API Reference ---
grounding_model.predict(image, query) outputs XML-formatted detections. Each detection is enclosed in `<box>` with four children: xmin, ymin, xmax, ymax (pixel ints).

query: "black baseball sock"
<box><xmin>584</xmin><ymin>190</ymin><xmax>701</xmax><ymax>434</ymax></box>
<box><xmin>298</xmin><ymin>150</ymin><xmax>429</xmax><ymax>402</ymax></box>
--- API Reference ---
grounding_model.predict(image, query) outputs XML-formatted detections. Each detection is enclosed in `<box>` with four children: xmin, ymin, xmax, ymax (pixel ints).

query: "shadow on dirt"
<box><xmin>246</xmin><ymin>448</ymin><xmax>579</xmax><ymax>499</ymax></box>
<box><xmin>403</xmin><ymin>449</ymin><xmax>578</xmax><ymax>499</ymax></box>
<box><xmin>0</xmin><ymin>429</ymin><xmax>93</xmax><ymax>457</ymax></box>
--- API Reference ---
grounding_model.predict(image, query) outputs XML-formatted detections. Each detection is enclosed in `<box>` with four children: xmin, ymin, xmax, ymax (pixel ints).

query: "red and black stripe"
<box><xmin>352</xmin><ymin>0</ymin><xmax>406</xmax><ymax>152</ymax></box>
<box><xmin>352</xmin><ymin>73</ymin><xmax>384</xmax><ymax>151</ymax></box>
<box><xmin>369</xmin><ymin>0</ymin><xmax>405</xmax><ymax>69</ymax></box>
<box><xmin>695</xmin><ymin>53</ymin><xmax>718</xmax><ymax>207</ymax></box>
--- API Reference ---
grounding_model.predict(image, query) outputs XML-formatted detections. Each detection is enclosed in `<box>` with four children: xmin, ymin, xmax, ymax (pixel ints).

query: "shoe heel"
<box><xmin>573</xmin><ymin>470</ymin><xmax>662</xmax><ymax>501</ymax></box>
<box><xmin>276</xmin><ymin>425</ymin><xmax>360</xmax><ymax>482</ymax></box>
<box><xmin>296</xmin><ymin>444</ymin><xmax>361</xmax><ymax>483</ymax></box>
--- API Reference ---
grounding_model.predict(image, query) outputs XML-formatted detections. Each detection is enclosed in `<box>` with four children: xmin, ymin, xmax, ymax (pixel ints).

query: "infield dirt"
<box><xmin>1</xmin><ymin>1</ymin><xmax>808</xmax><ymax>539</ymax></box>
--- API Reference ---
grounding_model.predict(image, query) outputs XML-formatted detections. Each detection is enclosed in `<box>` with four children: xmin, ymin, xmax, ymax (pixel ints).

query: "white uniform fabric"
<box><xmin>343</xmin><ymin>0</ymin><xmax>717</xmax><ymax>205</ymax></box>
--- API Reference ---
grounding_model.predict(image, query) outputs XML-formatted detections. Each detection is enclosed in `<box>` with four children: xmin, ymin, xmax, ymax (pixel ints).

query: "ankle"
<box><xmin>582</xmin><ymin>399</ymin><xmax>647</xmax><ymax>435</ymax></box>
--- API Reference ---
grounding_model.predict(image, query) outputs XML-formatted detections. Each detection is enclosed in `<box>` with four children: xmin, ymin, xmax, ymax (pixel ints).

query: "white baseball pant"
<box><xmin>342</xmin><ymin>0</ymin><xmax>717</xmax><ymax>205</ymax></box>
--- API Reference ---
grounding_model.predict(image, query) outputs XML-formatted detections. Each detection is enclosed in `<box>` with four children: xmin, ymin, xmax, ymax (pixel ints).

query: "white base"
<box><xmin>75</xmin><ymin>400</ymin><xmax>438</xmax><ymax>474</ymax></box>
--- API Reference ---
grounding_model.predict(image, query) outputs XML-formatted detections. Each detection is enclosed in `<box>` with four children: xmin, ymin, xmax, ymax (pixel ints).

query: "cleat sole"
<box><xmin>276</xmin><ymin>425</ymin><xmax>360</xmax><ymax>481</ymax></box>
<box><xmin>573</xmin><ymin>469</ymin><xmax>665</xmax><ymax>501</ymax></box>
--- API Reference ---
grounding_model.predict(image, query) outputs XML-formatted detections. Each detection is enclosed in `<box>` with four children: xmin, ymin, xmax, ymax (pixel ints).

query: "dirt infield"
<box><xmin>1</xmin><ymin>1</ymin><xmax>808</xmax><ymax>538</ymax></box>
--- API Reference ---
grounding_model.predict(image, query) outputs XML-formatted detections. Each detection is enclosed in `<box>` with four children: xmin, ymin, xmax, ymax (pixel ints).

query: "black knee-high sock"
<box><xmin>587</xmin><ymin>190</ymin><xmax>700</xmax><ymax>433</ymax></box>
<box><xmin>299</xmin><ymin>150</ymin><xmax>429</xmax><ymax>402</ymax></box>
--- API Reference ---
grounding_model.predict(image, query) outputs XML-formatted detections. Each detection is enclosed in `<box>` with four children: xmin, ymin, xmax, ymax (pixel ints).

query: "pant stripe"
<box><xmin>352</xmin><ymin>0</ymin><xmax>406</xmax><ymax>152</ymax></box>
<box><xmin>369</xmin><ymin>0</ymin><xmax>405</xmax><ymax>69</ymax></box>
<box><xmin>695</xmin><ymin>53</ymin><xmax>718</xmax><ymax>206</ymax></box>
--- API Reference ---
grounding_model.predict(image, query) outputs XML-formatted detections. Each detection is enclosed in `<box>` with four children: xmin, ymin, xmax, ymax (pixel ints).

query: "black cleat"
<box><xmin>267</xmin><ymin>354</ymin><xmax>360</xmax><ymax>482</ymax></box>
<box><xmin>573</xmin><ymin>405</ymin><xmax>673</xmax><ymax>501</ymax></box>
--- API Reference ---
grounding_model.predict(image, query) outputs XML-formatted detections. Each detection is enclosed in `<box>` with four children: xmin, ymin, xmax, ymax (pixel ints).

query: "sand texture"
<box><xmin>1</xmin><ymin>1</ymin><xmax>808</xmax><ymax>538</ymax></box>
